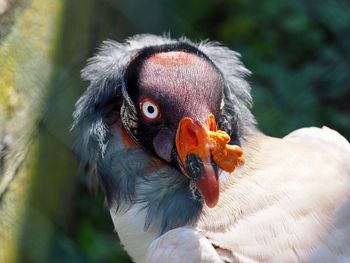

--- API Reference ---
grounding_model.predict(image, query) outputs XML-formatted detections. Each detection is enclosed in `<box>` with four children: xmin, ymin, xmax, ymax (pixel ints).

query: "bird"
<box><xmin>72</xmin><ymin>34</ymin><xmax>350</xmax><ymax>263</ymax></box>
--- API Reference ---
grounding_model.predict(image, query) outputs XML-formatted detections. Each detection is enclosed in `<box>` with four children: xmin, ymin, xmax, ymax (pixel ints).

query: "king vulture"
<box><xmin>73</xmin><ymin>34</ymin><xmax>350</xmax><ymax>263</ymax></box>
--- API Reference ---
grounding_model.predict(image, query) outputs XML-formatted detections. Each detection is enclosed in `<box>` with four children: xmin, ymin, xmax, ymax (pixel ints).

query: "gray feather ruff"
<box><xmin>98</xmin><ymin>133</ymin><xmax>203</xmax><ymax>234</ymax></box>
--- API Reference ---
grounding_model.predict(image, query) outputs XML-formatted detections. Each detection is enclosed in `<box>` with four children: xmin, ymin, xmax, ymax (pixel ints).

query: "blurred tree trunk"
<box><xmin>0</xmin><ymin>0</ymin><xmax>97</xmax><ymax>262</ymax></box>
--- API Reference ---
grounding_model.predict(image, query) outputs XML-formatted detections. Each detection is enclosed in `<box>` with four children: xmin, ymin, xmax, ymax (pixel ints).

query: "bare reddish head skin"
<box><xmin>120</xmin><ymin>125</ymin><xmax>138</xmax><ymax>148</ymax></box>
<box><xmin>148</xmin><ymin>51</ymin><xmax>196</xmax><ymax>67</ymax></box>
<box><xmin>138</xmin><ymin>51</ymin><xmax>223</xmax><ymax>124</ymax></box>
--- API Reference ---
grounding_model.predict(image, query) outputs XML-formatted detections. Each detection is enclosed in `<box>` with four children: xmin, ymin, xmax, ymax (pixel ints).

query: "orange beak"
<box><xmin>175</xmin><ymin>114</ymin><xmax>244</xmax><ymax>208</ymax></box>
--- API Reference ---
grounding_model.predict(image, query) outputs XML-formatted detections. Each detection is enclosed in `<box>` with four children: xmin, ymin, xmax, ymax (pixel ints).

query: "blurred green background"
<box><xmin>0</xmin><ymin>0</ymin><xmax>349</xmax><ymax>262</ymax></box>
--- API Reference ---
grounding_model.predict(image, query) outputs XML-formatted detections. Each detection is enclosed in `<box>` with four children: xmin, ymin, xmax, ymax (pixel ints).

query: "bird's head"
<box><xmin>121</xmin><ymin>44</ymin><xmax>245</xmax><ymax>207</ymax></box>
<box><xmin>73</xmin><ymin>34</ymin><xmax>256</xmax><ymax>231</ymax></box>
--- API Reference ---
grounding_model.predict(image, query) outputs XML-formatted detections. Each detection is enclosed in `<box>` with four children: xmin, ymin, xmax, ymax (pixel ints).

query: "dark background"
<box><xmin>1</xmin><ymin>0</ymin><xmax>349</xmax><ymax>262</ymax></box>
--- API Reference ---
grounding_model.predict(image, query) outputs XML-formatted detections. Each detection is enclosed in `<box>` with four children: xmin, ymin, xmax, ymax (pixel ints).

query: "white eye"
<box><xmin>140</xmin><ymin>97</ymin><xmax>161</xmax><ymax>121</ymax></box>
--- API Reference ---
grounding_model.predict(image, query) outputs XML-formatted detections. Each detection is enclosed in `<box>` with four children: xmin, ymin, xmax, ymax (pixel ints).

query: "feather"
<box><xmin>113</xmin><ymin>126</ymin><xmax>350</xmax><ymax>262</ymax></box>
<box><xmin>145</xmin><ymin>227</ymin><xmax>223</xmax><ymax>263</ymax></box>
<box><xmin>195</xmin><ymin>128</ymin><xmax>350</xmax><ymax>262</ymax></box>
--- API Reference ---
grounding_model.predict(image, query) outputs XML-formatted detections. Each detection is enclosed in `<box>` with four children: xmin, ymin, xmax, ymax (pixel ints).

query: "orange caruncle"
<box><xmin>209</xmin><ymin>130</ymin><xmax>244</xmax><ymax>173</ymax></box>
<box><xmin>176</xmin><ymin>114</ymin><xmax>244</xmax><ymax>174</ymax></box>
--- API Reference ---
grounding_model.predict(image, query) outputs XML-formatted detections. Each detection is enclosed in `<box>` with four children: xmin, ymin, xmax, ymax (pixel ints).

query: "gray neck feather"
<box><xmin>97</xmin><ymin>132</ymin><xmax>203</xmax><ymax>235</ymax></box>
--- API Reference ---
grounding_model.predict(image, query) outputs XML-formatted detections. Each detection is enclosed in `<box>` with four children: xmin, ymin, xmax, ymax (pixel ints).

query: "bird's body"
<box><xmin>73</xmin><ymin>34</ymin><xmax>350</xmax><ymax>262</ymax></box>
<box><xmin>111</xmin><ymin>123</ymin><xmax>350</xmax><ymax>262</ymax></box>
<box><xmin>196</xmin><ymin>128</ymin><xmax>350</xmax><ymax>263</ymax></box>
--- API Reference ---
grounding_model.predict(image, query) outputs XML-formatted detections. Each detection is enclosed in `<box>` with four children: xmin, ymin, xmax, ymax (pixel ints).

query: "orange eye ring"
<box><xmin>139</xmin><ymin>97</ymin><xmax>161</xmax><ymax>121</ymax></box>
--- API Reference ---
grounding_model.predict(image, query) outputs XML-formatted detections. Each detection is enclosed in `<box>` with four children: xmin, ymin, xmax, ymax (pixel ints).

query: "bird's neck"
<box><xmin>99</xmin><ymin>122</ymin><xmax>206</xmax><ymax>261</ymax></box>
<box><xmin>99</xmin><ymin>123</ymin><xmax>204</xmax><ymax>229</ymax></box>
<box><xmin>102</xmin><ymin>124</ymin><xmax>265</xmax><ymax>261</ymax></box>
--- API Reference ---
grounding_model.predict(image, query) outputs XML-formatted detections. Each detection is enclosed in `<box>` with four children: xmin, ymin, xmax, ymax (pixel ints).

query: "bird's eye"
<box><xmin>140</xmin><ymin>97</ymin><xmax>161</xmax><ymax>121</ymax></box>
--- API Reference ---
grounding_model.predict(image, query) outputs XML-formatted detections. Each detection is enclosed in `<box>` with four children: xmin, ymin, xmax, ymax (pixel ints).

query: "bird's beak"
<box><xmin>175</xmin><ymin>114</ymin><xmax>244</xmax><ymax>208</ymax></box>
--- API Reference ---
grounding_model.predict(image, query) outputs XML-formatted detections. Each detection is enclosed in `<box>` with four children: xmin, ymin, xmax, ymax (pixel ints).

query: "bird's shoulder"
<box><xmin>283</xmin><ymin>126</ymin><xmax>350</xmax><ymax>154</ymax></box>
